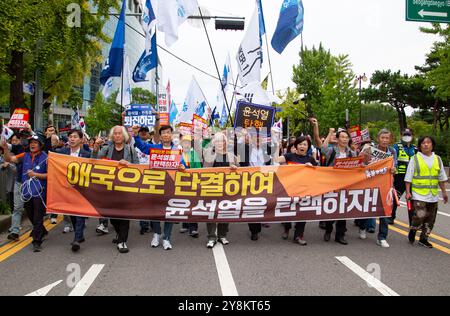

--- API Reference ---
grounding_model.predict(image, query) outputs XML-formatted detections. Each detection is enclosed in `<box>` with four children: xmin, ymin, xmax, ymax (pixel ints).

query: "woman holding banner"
<box><xmin>203</xmin><ymin>132</ymin><xmax>238</xmax><ymax>249</ymax></box>
<box><xmin>275</xmin><ymin>136</ymin><xmax>318</xmax><ymax>246</ymax></box>
<box><xmin>92</xmin><ymin>126</ymin><xmax>139</xmax><ymax>254</ymax></box>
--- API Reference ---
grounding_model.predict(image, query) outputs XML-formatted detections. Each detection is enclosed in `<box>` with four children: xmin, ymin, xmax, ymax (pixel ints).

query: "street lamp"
<box><xmin>355</xmin><ymin>73</ymin><xmax>368</xmax><ymax>126</ymax></box>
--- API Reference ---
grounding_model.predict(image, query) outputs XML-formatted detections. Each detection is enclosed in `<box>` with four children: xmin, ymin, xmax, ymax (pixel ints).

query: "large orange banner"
<box><xmin>47</xmin><ymin>152</ymin><xmax>394</xmax><ymax>222</ymax></box>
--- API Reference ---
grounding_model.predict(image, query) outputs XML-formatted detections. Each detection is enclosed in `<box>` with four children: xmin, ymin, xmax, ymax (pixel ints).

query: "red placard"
<box><xmin>7</xmin><ymin>108</ymin><xmax>29</xmax><ymax>129</ymax></box>
<box><xmin>334</xmin><ymin>157</ymin><xmax>365</xmax><ymax>169</ymax></box>
<box><xmin>149</xmin><ymin>149</ymin><xmax>181</xmax><ymax>169</ymax></box>
<box><xmin>178</xmin><ymin>123</ymin><xmax>193</xmax><ymax>136</ymax></box>
<box><xmin>192</xmin><ymin>114</ymin><xmax>208</xmax><ymax>137</ymax></box>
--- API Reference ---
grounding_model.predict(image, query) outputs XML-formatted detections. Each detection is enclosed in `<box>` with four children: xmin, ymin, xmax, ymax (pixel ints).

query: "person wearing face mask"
<box><xmin>391</xmin><ymin>128</ymin><xmax>417</xmax><ymax>225</ymax></box>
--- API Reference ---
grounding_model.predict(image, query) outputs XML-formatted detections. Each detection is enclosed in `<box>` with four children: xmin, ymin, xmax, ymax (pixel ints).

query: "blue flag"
<box><xmin>169</xmin><ymin>100</ymin><xmax>179</xmax><ymax>124</ymax></box>
<box><xmin>271</xmin><ymin>0</ymin><xmax>304</xmax><ymax>54</ymax></box>
<box><xmin>133</xmin><ymin>33</ymin><xmax>158</xmax><ymax>82</ymax></box>
<box><xmin>100</xmin><ymin>0</ymin><xmax>126</xmax><ymax>85</ymax></box>
<box><xmin>219</xmin><ymin>104</ymin><xmax>228</xmax><ymax>128</ymax></box>
<box><xmin>195</xmin><ymin>101</ymin><xmax>206</xmax><ymax>118</ymax></box>
<box><xmin>210</xmin><ymin>106</ymin><xmax>220</xmax><ymax>126</ymax></box>
<box><xmin>256</xmin><ymin>0</ymin><xmax>266</xmax><ymax>38</ymax></box>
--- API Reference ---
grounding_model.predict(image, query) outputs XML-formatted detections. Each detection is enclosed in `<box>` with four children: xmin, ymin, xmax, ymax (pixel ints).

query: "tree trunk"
<box><xmin>8</xmin><ymin>50</ymin><xmax>25</xmax><ymax>115</ymax></box>
<box><xmin>396</xmin><ymin>106</ymin><xmax>407</xmax><ymax>131</ymax></box>
<box><xmin>433</xmin><ymin>99</ymin><xmax>438</xmax><ymax>134</ymax></box>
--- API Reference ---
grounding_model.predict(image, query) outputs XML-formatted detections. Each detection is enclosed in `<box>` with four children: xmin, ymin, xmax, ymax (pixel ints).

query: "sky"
<box><xmin>139</xmin><ymin>0</ymin><xmax>441</xmax><ymax>112</ymax></box>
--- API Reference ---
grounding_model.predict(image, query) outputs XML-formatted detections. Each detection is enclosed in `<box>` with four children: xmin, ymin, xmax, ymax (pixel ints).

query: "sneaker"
<box><xmin>408</xmin><ymin>230</ymin><xmax>417</xmax><ymax>244</ymax></box>
<box><xmin>163</xmin><ymin>240</ymin><xmax>173</xmax><ymax>250</ymax></box>
<box><xmin>418</xmin><ymin>239</ymin><xmax>433</xmax><ymax>249</ymax></box>
<box><xmin>206</xmin><ymin>240</ymin><xmax>216</xmax><ymax>249</ymax></box>
<box><xmin>112</xmin><ymin>235</ymin><xmax>119</xmax><ymax>244</ymax></box>
<box><xmin>179</xmin><ymin>228</ymin><xmax>189</xmax><ymax>233</ymax></box>
<box><xmin>151</xmin><ymin>234</ymin><xmax>160</xmax><ymax>248</ymax></box>
<box><xmin>359</xmin><ymin>229</ymin><xmax>367</xmax><ymax>240</ymax></box>
<box><xmin>7</xmin><ymin>233</ymin><xmax>19</xmax><ymax>241</ymax></box>
<box><xmin>96</xmin><ymin>224</ymin><xmax>109</xmax><ymax>235</ymax></box>
<box><xmin>32</xmin><ymin>243</ymin><xmax>42</xmax><ymax>253</ymax></box>
<box><xmin>71</xmin><ymin>241</ymin><xmax>80</xmax><ymax>252</ymax></box>
<box><xmin>335</xmin><ymin>237</ymin><xmax>348</xmax><ymax>245</ymax></box>
<box><xmin>63</xmin><ymin>226</ymin><xmax>73</xmax><ymax>234</ymax></box>
<box><xmin>377</xmin><ymin>240</ymin><xmax>390</xmax><ymax>248</ymax></box>
<box><xmin>50</xmin><ymin>218</ymin><xmax>58</xmax><ymax>225</ymax></box>
<box><xmin>367</xmin><ymin>228</ymin><xmax>376</xmax><ymax>234</ymax></box>
<box><xmin>189</xmin><ymin>231</ymin><xmax>199</xmax><ymax>238</ymax></box>
<box><xmin>117</xmin><ymin>242</ymin><xmax>129</xmax><ymax>253</ymax></box>
<box><xmin>281</xmin><ymin>230</ymin><xmax>289</xmax><ymax>240</ymax></box>
<box><xmin>294</xmin><ymin>236</ymin><xmax>307</xmax><ymax>246</ymax></box>
<box><xmin>218</xmin><ymin>237</ymin><xmax>229</xmax><ymax>245</ymax></box>
<box><xmin>251</xmin><ymin>233</ymin><xmax>259</xmax><ymax>241</ymax></box>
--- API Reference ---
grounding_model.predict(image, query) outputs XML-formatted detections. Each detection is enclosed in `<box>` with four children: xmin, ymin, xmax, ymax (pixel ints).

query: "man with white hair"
<box><xmin>91</xmin><ymin>125</ymin><xmax>139</xmax><ymax>254</ymax></box>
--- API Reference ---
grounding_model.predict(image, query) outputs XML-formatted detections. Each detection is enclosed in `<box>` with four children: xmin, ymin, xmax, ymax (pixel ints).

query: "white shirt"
<box><xmin>250</xmin><ymin>146</ymin><xmax>266</xmax><ymax>167</ymax></box>
<box><xmin>404</xmin><ymin>152</ymin><xmax>448</xmax><ymax>203</ymax></box>
<box><xmin>70</xmin><ymin>148</ymin><xmax>81</xmax><ymax>157</ymax></box>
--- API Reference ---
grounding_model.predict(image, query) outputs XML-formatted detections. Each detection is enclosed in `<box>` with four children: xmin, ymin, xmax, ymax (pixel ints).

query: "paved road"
<box><xmin>0</xmin><ymin>195</ymin><xmax>449</xmax><ymax>296</ymax></box>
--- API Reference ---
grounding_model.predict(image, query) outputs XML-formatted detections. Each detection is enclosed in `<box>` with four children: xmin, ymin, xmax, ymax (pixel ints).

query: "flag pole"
<box><xmin>120</xmin><ymin>1</ymin><xmax>125</xmax><ymax>123</ymax></box>
<box><xmin>260</xmin><ymin>1</ymin><xmax>275</xmax><ymax>95</ymax></box>
<box><xmin>155</xmin><ymin>33</ymin><xmax>159</xmax><ymax>114</ymax></box>
<box><xmin>198</xmin><ymin>6</ymin><xmax>234</xmax><ymax>126</ymax></box>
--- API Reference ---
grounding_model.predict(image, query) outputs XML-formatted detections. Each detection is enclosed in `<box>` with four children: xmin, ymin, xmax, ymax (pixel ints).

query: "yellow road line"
<box><xmin>387</xmin><ymin>224</ymin><xmax>450</xmax><ymax>255</ymax></box>
<box><xmin>393</xmin><ymin>219</ymin><xmax>450</xmax><ymax>246</ymax></box>
<box><xmin>0</xmin><ymin>216</ymin><xmax>62</xmax><ymax>263</ymax></box>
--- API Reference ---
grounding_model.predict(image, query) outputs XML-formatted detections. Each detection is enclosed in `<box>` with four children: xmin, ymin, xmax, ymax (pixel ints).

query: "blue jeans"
<box><xmin>366</xmin><ymin>218</ymin><xmax>376</xmax><ymax>231</ymax></box>
<box><xmin>70</xmin><ymin>216</ymin><xmax>86</xmax><ymax>242</ymax></box>
<box><xmin>152</xmin><ymin>222</ymin><xmax>173</xmax><ymax>241</ymax></box>
<box><xmin>10</xmin><ymin>182</ymin><xmax>24</xmax><ymax>235</ymax></box>
<box><xmin>359</xmin><ymin>218</ymin><xmax>389</xmax><ymax>241</ymax></box>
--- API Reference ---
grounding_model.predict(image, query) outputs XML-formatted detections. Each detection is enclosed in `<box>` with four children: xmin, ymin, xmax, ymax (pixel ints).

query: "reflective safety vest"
<box><xmin>396</xmin><ymin>143</ymin><xmax>413</xmax><ymax>174</ymax></box>
<box><xmin>411</xmin><ymin>154</ymin><xmax>441</xmax><ymax>196</ymax></box>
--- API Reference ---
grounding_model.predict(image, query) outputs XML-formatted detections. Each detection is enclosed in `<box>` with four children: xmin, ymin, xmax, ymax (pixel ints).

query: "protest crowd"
<box><xmin>0</xmin><ymin>111</ymin><xmax>447</xmax><ymax>254</ymax></box>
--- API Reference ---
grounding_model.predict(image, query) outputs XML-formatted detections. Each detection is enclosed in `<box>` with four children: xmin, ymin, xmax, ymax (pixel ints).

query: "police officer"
<box><xmin>392</xmin><ymin>128</ymin><xmax>417</xmax><ymax>225</ymax></box>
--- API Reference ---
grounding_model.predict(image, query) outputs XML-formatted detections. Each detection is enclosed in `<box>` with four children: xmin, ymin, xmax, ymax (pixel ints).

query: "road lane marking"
<box><xmin>335</xmin><ymin>256</ymin><xmax>399</xmax><ymax>296</ymax></box>
<box><xmin>387</xmin><ymin>225</ymin><xmax>450</xmax><ymax>255</ymax></box>
<box><xmin>0</xmin><ymin>216</ymin><xmax>63</xmax><ymax>263</ymax></box>
<box><xmin>390</xmin><ymin>218</ymin><xmax>450</xmax><ymax>246</ymax></box>
<box><xmin>25</xmin><ymin>280</ymin><xmax>63</xmax><ymax>296</ymax></box>
<box><xmin>68</xmin><ymin>264</ymin><xmax>105</xmax><ymax>296</ymax></box>
<box><xmin>212</xmin><ymin>243</ymin><xmax>239</xmax><ymax>296</ymax></box>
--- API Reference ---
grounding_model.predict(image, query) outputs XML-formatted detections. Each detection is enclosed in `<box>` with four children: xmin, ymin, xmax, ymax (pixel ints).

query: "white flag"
<box><xmin>102</xmin><ymin>77</ymin><xmax>114</xmax><ymax>99</ymax></box>
<box><xmin>236</xmin><ymin>6</ymin><xmax>262</xmax><ymax>86</ymax></box>
<box><xmin>178</xmin><ymin>76</ymin><xmax>207</xmax><ymax>123</ymax></box>
<box><xmin>157</xmin><ymin>0</ymin><xmax>198</xmax><ymax>47</ymax></box>
<box><xmin>235</xmin><ymin>82</ymin><xmax>280</xmax><ymax>106</ymax></box>
<box><xmin>116</xmin><ymin>55</ymin><xmax>132</xmax><ymax>107</ymax></box>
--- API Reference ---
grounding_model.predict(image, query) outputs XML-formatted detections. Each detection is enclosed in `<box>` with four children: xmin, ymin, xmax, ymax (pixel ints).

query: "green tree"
<box><xmin>292</xmin><ymin>45</ymin><xmax>360</xmax><ymax>135</ymax></box>
<box><xmin>0</xmin><ymin>0</ymin><xmax>117</xmax><ymax>114</ymax></box>
<box><xmin>277</xmin><ymin>87</ymin><xmax>308</xmax><ymax>136</ymax></box>
<box><xmin>361</xmin><ymin>102</ymin><xmax>397</xmax><ymax>124</ymax></box>
<box><xmin>85</xmin><ymin>88</ymin><xmax>157</xmax><ymax>135</ymax></box>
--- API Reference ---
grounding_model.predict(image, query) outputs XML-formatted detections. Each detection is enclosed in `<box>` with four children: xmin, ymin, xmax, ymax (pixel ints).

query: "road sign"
<box><xmin>406</xmin><ymin>0</ymin><xmax>450</xmax><ymax>23</ymax></box>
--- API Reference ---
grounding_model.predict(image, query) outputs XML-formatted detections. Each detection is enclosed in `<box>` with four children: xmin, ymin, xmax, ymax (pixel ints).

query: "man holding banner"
<box><xmin>132</xmin><ymin>123</ymin><xmax>185</xmax><ymax>251</ymax></box>
<box><xmin>91</xmin><ymin>126</ymin><xmax>139</xmax><ymax>254</ymax></box>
